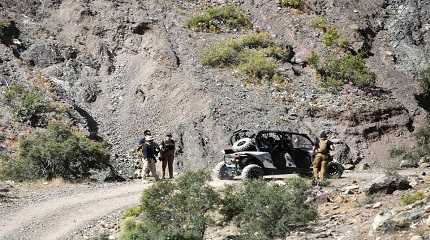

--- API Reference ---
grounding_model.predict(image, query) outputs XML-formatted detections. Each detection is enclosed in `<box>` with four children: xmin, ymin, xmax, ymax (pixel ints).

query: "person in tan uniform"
<box><xmin>313</xmin><ymin>131</ymin><xmax>333</xmax><ymax>182</ymax></box>
<box><xmin>160</xmin><ymin>133</ymin><xmax>176</xmax><ymax>179</ymax></box>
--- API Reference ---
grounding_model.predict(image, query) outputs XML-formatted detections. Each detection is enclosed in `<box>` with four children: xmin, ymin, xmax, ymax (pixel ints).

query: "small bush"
<box><xmin>279</xmin><ymin>0</ymin><xmax>303</xmax><ymax>9</ymax></box>
<box><xmin>220</xmin><ymin>178</ymin><xmax>317</xmax><ymax>240</ymax></box>
<box><xmin>201</xmin><ymin>40</ymin><xmax>240</xmax><ymax>66</ymax></box>
<box><xmin>311</xmin><ymin>17</ymin><xmax>328</xmax><ymax>30</ymax></box>
<box><xmin>0</xmin><ymin>20</ymin><xmax>8</xmax><ymax>29</ymax></box>
<box><xmin>239</xmin><ymin>50</ymin><xmax>277</xmax><ymax>81</ymax></box>
<box><xmin>3</xmin><ymin>84</ymin><xmax>49</xmax><ymax>126</ymax></box>
<box><xmin>400</xmin><ymin>191</ymin><xmax>425</xmax><ymax>206</ymax></box>
<box><xmin>122</xmin><ymin>205</ymin><xmax>143</xmax><ymax>219</ymax></box>
<box><xmin>0</xmin><ymin>122</ymin><xmax>111</xmax><ymax>181</ymax></box>
<box><xmin>237</xmin><ymin>32</ymin><xmax>274</xmax><ymax>49</ymax></box>
<box><xmin>310</xmin><ymin>53</ymin><xmax>376</xmax><ymax>91</ymax></box>
<box><xmin>187</xmin><ymin>5</ymin><xmax>251</xmax><ymax>32</ymax></box>
<box><xmin>202</xmin><ymin>32</ymin><xmax>292</xmax><ymax>83</ymax></box>
<box><xmin>311</xmin><ymin>18</ymin><xmax>349</xmax><ymax>48</ymax></box>
<box><xmin>120</xmin><ymin>170</ymin><xmax>219</xmax><ymax>240</ymax></box>
<box><xmin>391</xmin><ymin>123</ymin><xmax>430</xmax><ymax>165</ymax></box>
<box><xmin>323</xmin><ymin>27</ymin><xmax>340</xmax><ymax>47</ymax></box>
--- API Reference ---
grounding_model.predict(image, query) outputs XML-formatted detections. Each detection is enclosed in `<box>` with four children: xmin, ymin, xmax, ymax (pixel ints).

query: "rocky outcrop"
<box><xmin>364</xmin><ymin>172</ymin><xmax>412</xmax><ymax>195</ymax></box>
<box><xmin>0</xmin><ymin>0</ymin><xmax>428</xmax><ymax>176</ymax></box>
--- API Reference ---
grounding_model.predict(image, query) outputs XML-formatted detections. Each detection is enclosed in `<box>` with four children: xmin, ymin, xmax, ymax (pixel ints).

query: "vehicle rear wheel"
<box><xmin>241</xmin><ymin>164</ymin><xmax>264</xmax><ymax>180</ymax></box>
<box><xmin>327</xmin><ymin>162</ymin><xmax>344</xmax><ymax>178</ymax></box>
<box><xmin>232</xmin><ymin>138</ymin><xmax>255</xmax><ymax>152</ymax></box>
<box><xmin>213</xmin><ymin>162</ymin><xmax>233</xmax><ymax>180</ymax></box>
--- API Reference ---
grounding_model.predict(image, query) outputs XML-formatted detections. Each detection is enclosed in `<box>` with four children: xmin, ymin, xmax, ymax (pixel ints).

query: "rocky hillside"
<box><xmin>0</xmin><ymin>0</ymin><xmax>429</xmax><ymax>176</ymax></box>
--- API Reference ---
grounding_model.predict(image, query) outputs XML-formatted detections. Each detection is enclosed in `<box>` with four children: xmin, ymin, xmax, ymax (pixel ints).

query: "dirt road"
<box><xmin>0</xmin><ymin>181</ymin><xmax>148</xmax><ymax>240</ymax></box>
<box><xmin>0</xmin><ymin>169</ymin><xmax>422</xmax><ymax>240</ymax></box>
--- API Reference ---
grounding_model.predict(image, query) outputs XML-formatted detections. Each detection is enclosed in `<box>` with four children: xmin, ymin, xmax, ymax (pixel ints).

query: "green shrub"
<box><xmin>237</xmin><ymin>32</ymin><xmax>273</xmax><ymax>49</ymax></box>
<box><xmin>400</xmin><ymin>191</ymin><xmax>425</xmax><ymax>206</ymax></box>
<box><xmin>419</xmin><ymin>66</ymin><xmax>430</xmax><ymax>96</ymax></box>
<box><xmin>311</xmin><ymin>17</ymin><xmax>328</xmax><ymax>30</ymax></box>
<box><xmin>390</xmin><ymin>123</ymin><xmax>430</xmax><ymax>167</ymax></box>
<box><xmin>202</xmin><ymin>32</ymin><xmax>292</xmax><ymax>83</ymax></box>
<box><xmin>311</xmin><ymin>18</ymin><xmax>349</xmax><ymax>48</ymax></box>
<box><xmin>201</xmin><ymin>40</ymin><xmax>240</xmax><ymax>66</ymax></box>
<box><xmin>323</xmin><ymin>27</ymin><xmax>340</xmax><ymax>47</ymax></box>
<box><xmin>0</xmin><ymin>20</ymin><xmax>8</xmax><ymax>29</ymax></box>
<box><xmin>307</xmin><ymin>51</ymin><xmax>320</xmax><ymax>67</ymax></box>
<box><xmin>279</xmin><ymin>0</ymin><xmax>303</xmax><ymax>9</ymax></box>
<box><xmin>122</xmin><ymin>205</ymin><xmax>143</xmax><ymax>219</ymax></box>
<box><xmin>187</xmin><ymin>5</ymin><xmax>251</xmax><ymax>32</ymax></box>
<box><xmin>120</xmin><ymin>170</ymin><xmax>219</xmax><ymax>240</ymax></box>
<box><xmin>0</xmin><ymin>122</ymin><xmax>111</xmax><ymax>181</ymax></box>
<box><xmin>239</xmin><ymin>50</ymin><xmax>277</xmax><ymax>81</ymax></box>
<box><xmin>3</xmin><ymin>84</ymin><xmax>49</xmax><ymax>126</ymax></box>
<box><xmin>312</xmin><ymin>53</ymin><xmax>376</xmax><ymax>91</ymax></box>
<box><xmin>220</xmin><ymin>178</ymin><xmax>317</xmax><ymax>240</ymax></box>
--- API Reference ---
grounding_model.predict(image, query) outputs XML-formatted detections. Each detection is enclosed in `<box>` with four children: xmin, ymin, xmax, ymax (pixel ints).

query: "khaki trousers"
<box><xmin>313</xmin><ymin>153</ymin><xmax>328</xmax><ymax>181</ymax></box>
<box><xmin>143</xmin><ymin>158</ymin><xmax>159</xmax><ymax>181</ymax></box>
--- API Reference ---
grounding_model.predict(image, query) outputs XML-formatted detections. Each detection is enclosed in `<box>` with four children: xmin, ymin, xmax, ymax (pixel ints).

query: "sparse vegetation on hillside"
<box><xmin>0</xmin><ymin>122</ymin><xmax>111</xmax><ymax>181</ymax></box>
<box><xmin>400</xmin><ymin>191</ymin><xmax>425</xmax><ymax>206</ymax></box>
<box><xmin>391</xmin><ymin>123</ymin><xmax>430</xmax><ymax>166</ymax></box>
<box><xmin>311</xmin><ymin>17</ymin><xmax>348</xmax><ymax>48</ymax></box>
<box><xmin>309</xmin><ymin>52</ymin><xmax>376</xmax><ymax>91</ymax></box>
<box><xmin>186</xmin><ymin>5</ymin><xmax>252</xmax><ymax>32</ymax></box>
<box><xmin>0</xmin><ymin>20</ymin><xmax>8</xmax><ymax>29</ymax></box>
<box><xmin>279</xmin><ymin>0</ymin><xmax>303</xmax><ymax>9</ymax></box>
<box><xmin>120</xmin><ymin>171</ymin><xmax>219</xmax><ymax>240</ymax></box>
<box><xmin>3</xmin><ymin>84</ymin><xmax>50</xmax><ymax>126</ymax></box>
<box><xmin>220</xmin><ymin>178</ymin><xmax>317</xmax><ymax>240</ymax></box>
<box><xmin>202</xmin><ymin>32</ymin><xmax>292</xmax><ymax>83</ymax></box>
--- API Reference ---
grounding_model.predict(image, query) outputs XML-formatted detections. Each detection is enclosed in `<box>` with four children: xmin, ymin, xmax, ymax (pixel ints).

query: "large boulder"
<box><xmin>364</xmin><ymin>172</ymin><xmax>411</xmax><ymax>195</ymax></box>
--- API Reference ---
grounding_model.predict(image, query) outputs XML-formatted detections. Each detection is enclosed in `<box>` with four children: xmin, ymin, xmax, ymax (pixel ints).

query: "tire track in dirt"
<box><xmin>0</xmin><ymin>182</ymin><xmax>148</xmax><ymax>240</ymax></box>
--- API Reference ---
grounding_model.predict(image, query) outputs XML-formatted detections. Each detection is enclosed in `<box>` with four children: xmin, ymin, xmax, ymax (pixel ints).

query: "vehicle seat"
<box><xmin>271</xmin><ymin>145</ymin><xmax>287</xmax><ymax>170</ymax></box>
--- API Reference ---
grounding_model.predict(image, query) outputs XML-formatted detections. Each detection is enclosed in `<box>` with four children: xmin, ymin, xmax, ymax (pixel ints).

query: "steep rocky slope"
<box><xmin>0</xmin><ymin>0</ymin><xmax>429</xmax><ymax>176</ymax></box>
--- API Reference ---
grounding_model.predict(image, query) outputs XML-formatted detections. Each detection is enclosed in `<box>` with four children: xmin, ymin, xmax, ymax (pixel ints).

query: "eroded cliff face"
<box><xmin>0</xmin><ymin>0</ymin><xmax>429</xmax><ymax>176</ymax></box>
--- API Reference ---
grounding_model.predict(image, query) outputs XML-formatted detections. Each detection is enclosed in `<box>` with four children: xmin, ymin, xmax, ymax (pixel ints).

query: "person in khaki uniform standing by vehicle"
<box><xmin>313</xmin><ymin>131</ymin><xmax>333</xmax><ymax>182</ymax></box>
<box><xmin>160</xmin><ymin>133</ymin><xmax>176</xmax><ymax>179</ymax></box>
<box><xmin>143</xmin><ymin>136</ymin><xmax>160</xmax><ymax>181</ymax></box>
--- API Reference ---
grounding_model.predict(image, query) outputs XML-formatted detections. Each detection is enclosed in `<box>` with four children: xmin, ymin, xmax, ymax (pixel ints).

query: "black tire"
<box><xmin>241</xmin><ymin>164</ymin><xmax>264</xmax><ymax>180</ymax></box>
<box><xmin>232</xmin><ymin>138</ymin><xmax>255</xmax><ymax>152</ymax></box>
<box><xmin>213</xmin><ymin>162</ymin><xmax>233</xmax><ymax>180</ymax></box>
<box><xmin>327</xmin><ymin>162</ymin><xmax>344</xmax><ymax>178</ymax></box>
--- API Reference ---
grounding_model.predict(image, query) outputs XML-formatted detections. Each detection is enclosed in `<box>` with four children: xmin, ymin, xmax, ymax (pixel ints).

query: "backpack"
<box><xmin>317</xmin><ymin>139</ymin><xmax>329</xmax><ymax>154</ymax></box>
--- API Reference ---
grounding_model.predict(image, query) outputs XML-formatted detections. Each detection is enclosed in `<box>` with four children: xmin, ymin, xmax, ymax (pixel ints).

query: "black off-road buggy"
<box><xmin>214</xmin><ymin>129</ymin><xmax>344</xmax><ymax>180</ymax></box>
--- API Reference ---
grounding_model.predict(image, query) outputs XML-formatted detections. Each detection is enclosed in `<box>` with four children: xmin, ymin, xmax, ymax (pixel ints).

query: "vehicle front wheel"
<box><xmin>213</xmin><ymin>161</ymin><xmax>233</xmax><ymax>180</ymax></box>
<box><xmin>241</xmin><ymin>164</ymin><xmax>264</xmax><ymax>180</ymax></box>
<box><xmin>326</xmin><ymin>162</ymin><xmax>344</xmax><ymax>178</ymax></box>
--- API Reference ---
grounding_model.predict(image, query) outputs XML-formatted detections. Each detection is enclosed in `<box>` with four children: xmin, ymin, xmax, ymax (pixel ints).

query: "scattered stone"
<box><xmin>344</xmin><ymin>164</ymin><xmax>355</xmax><ymax>170</ymax></box>
<box><xmin>410</xmin><ymin>235</ymin><xmax>423</xmax><ymax>240</ymax></box>
<box><xmin>364</xmin><ymin>173</ymin><xmax>411</xmax><ymax>195</ymax></box>
<box><xmin>419</xmin><ymin>162</ymin><xmax>430</xmax><ymax>168</ymax></box>
<box><xmin>372</xmin><ymin>202</ymin><xmax>382</xmax><ymax>209</ymax></box>
<box><xmin>400</xmin><ymin>160</ymin><xmax>418</xmax><ymax>168</ymax></box>
<box><xmin>371</xmin><ymin>197</ymin><xmax>429</xmax><ymax>233</ymax></box>
<box><xmin>358</xmin><ymin>163</ymin><xmax>370</xmax><ymax>171</ymax></box>
<box><xmin>344</xmin><ymin>184</ymin><xmax>360</xmax><ymax>191</ymax></box>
